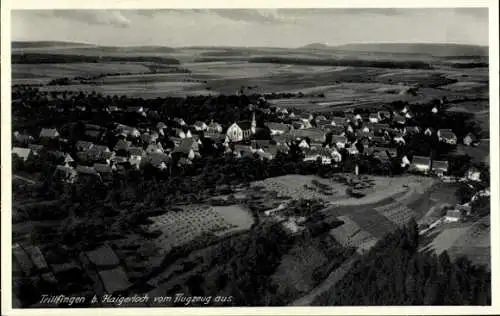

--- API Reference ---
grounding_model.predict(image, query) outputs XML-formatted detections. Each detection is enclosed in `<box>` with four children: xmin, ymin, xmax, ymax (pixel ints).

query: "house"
<box><xmin>146</xmin><ymin>153</ymin><xmax>171</xmax><ymax>170</ymax></box>
<box><xmin>444</xmin><ymin>209</ymin><xmax>462</xmax><ymax>223</ymax></box>
<box><xmin>309</xmin><ymin>141</ymin><xmax>323</xmax><ymax>149</ymax></box>
<box><xmin>94</xmin><ymin>164</ymin><xmax>113</xmax><ymax>181</ymax></box>
<box><xmin>372</xmin><ymin>123</ymin><xmax>390</xmax><ymax>135</ymax></box>
<box><xmin>401</xmin><ymin>155</ymin><xmax>411</xmax><ymax>167</ymax></box>
<box><xmin>466</xmin><ymin>167</ymin><xmax>481</xmax><ymax>182</ymax></box>
<box><xmin>331</xmin><ymin>135</ymin><xmax>348</xmax><ymax>149</ymax></box>
<box><xmin>173</xmin><ymin>117</ymin><xmax>186</xmax><ymax>126</ymax></box>
<box><xmin>298</xmin><ymin>139</ymin><xmax>310</xmax><ymax>150</ymax></box>
<box><xmin>368</xmin><ymin>113</ymin><xmax>379</xmax><ymax>123</ymax></box>
<box><xmin>255</xmin><ymin>146</ymin><xmax>278</xmax><ymax>160</ymax></box>
<box><xmin>431</xmin><ymin>160</ymin><xmax>449</xmax><ymax>177</ymax></box>
<box><xmin>299</xmin><ymin>113</ymin><xmax>313</xmax><ymax>122</ymax></box>
<box><xmin>372</xmin><ymin>136</ymin><xmax>389</xmax><ymax>147</ymax></box>
<box><xmin>403</xmin><ymin>126</ymin><xmax>420</xmax><ymax>136</ymax></box>
<box><xmin>13</xmin><ymin>131</ymin><xmax>34</xmax><ymax>144</ymax></box>
<box><xmin>76</xmin><ymin>140</ymin><xmax>94</xmax><ymax>152</ymax></box>
<box><xmin>28</xmin><ymin>144</ymin><xmax>44</xmax><ymax>156</ymax></box>
<box><xmin>330</xmin><ymin>125</ymin><xmax>345</xmax><ymax>136</ymax></box>
<box><xmin>156</xmin><ymin>122</ymin><xmax>168</xmax><ymax>130</ymax></box>
<box><xmin>292</xmin><ymin>120</ymin><xmax>311</xmax><ymax>130</ymax></box>
<box><xmin>146</xmin><ymin>143</ymin><xmax>164</xmax><ymax>154</ymax></box>
<box><xmin>314</xmin><ymin>115</ymin><xmax>328</xmax><ymax>124</ymax></box>
<box><xmin>53</xmin><ymin>165</ymin><xmax>78</xmax><ymax>183</ymax></box>
<box><xmin>316</xmin><ymin>120</ymin><xmax>333</xmax><ymax>130</ymax></box>
<box><xmin>331</xmin><ymin>116</ymin><xmax>346</xmax><ymax>127</ymax></box>
<box><xmin>463</xmin><ymin>133</ymin><xmax>479</xmax><ymax>146</ymax></box>
<box><xmin>62</xmin><ymin>153</ymin><xmax>74</xmax><ymax>166</ymax></box>
<box><xmin>226</xmin><ymin>113</ymin><xmax>256</xmax><ymax>142</ymax></box>
<box><xmin>207</xmin><ymin>121</ymin><xmax>223</xmax><ymax>133</ymax></box>
<box><xmin>116</xmin><ymin>125</ymin><xmax>140</xmax><ymax>138</ymax></box>
<box><xmin>141</xmin><ymin>132</ymin><xmax>159</xmax><ymax>144</ymax></box>
<box><xmin>409</xmin><ymin>156</ymin><xmax>431</xmax><ymax>174</ymax></box>
<box><xmin>250</xmin><ymin>139</ymin><xmax>271</xmax><ymax>150</ymax></box>
<box><xmin>12</xmin><ymin>147</ymin><xmax>32</xmax><ymax>161</ymax></box>
<box><xmin>173</xmin><ymin>139</ymin><xmax>199</xmax><ymax>160</ymax></box>
<box><xmin>424</xmin><ymin>128</ymin><xmax>435</xmax><ymax>136</ymax></box>
<box><xmin>292</xmin><ymin>128</ymin><xmax>326</xmax><ymax>143</ymax></box>
<box><xmin>392</xmin><ymin>114</ymin><xmax>406</xmax><ymax>125</ymax></box>
<box><xmin>347</xmin><ymin>143</ymin><xmax>359</xmax><ymax>155</ymax></box>
<box><xmin>178</xmin><ymin>157</ymin><xmax>193</xmax><ymax>166</ymax></box>
<box><xmin>377</xmin><ymin>111</ymin><xmax>391</xmax><ymax>122</ymax></box>
<box><xmin>437</xmin><ymin>129</ymin><xmax>457</xmax><ymax>145</ymax></box>
<box><xmin>128</xmin><ymin>147</ymin><xmax>146</xmax><ymax>169</ymax></box>
<box><xmin>393</xmin><ymin>132</ymin><xmax>406</xmax><ymax>145</ymax></box>
<box><xmin>173</xmin><ymin>128</ymin><xmax>187</xmax><ymax>139</ymax></box>
<box><xmin>39</xmin><ymin>128</ymin><xmax>60</xmax><ymax>139</ymax></box>
<box><xmin>233</xmin><ymin>145</ymin><xmax>254</xmax><ymax>158</ymax></box>
<box><xmin>273</xmin><ymin>134</ymin><xmax>295</xmax><ymax>146</ymax></box>
<box><xmin>126</xmin><ymin>106</ymin><xmax>145</xmax><ymax>114</ymax></box>
<box><xmin>357</xmin><ymin>131</ymin><xmax>374</xmax><ymax>140</ymax></box>
<box><xmin>303</xmin><ymin>148</ymin><xmax>335</xmax><ymax>165</ymax></box>
<box><xmin>265</xmin><ymin>122</ymin><xmax>292</xmax><ymax>135</ymax></box>
<box><xmin>84</xmin><ymin>130</ymin><xmax>103</xmax><ymax>141</ymax></box>
<box><xmin>87</xmin><ymin>145</ymin><xmax>112</xmax><ymax>162</ymax></box>
<box><xmin>192</xmin><ymin>121</ymin><xmax>208</xmax><ymax>131</ymax></box>
<box><xmin>373</xmin><ymin>147</ymin><xmax>397</xmax><ymax>162</ymax></box>
<box><xmin>114</xmin><ymin>140</ymin><xmax>132</xmax><ymax>152</ymax></box>
<box><xmin>401</xmin><ymin>105</ymin><xmax>410</xmax><ymax>114</ymax></box>
<box><xmin>76</xmin><ymin>165</ymin><xmax>100</xmax><ymax>178</ymax></box>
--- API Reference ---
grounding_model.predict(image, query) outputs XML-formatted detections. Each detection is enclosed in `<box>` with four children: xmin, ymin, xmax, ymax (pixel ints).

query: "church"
<box><xmin>225</xmin><ymin>112</ymin><xmax>257</xmax><ymax>143</ymax></box>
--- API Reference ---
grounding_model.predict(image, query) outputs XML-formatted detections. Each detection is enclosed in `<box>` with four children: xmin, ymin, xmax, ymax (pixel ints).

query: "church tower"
<box><xmin>251</xmin><ymin>111</ymin><xmax>256</xmax><ymax>134</ymax></box>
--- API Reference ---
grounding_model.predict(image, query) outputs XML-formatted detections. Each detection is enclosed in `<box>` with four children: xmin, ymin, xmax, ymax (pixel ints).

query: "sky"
<box><xmin>11</xmin><ymin>8</ymin><xmax>489</xmax><ymax>47</ymax></box>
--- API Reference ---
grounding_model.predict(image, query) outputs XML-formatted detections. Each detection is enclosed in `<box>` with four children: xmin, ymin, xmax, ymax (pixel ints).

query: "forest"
<box><xmin>312</xmin><ymin>220</ymin><xmax>491</xmax><ymax>305</ymax></box>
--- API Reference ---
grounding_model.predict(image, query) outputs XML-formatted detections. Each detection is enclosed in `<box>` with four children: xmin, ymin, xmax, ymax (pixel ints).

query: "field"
<box><xmin>146</xmin><ymin>204</ymin><xmax>253</xmax><ymax>255</ymax></box>
<box><xmin>12</xmin><ymin>44</ymin><xmax>489</xmax><ymax>118</ymax></box>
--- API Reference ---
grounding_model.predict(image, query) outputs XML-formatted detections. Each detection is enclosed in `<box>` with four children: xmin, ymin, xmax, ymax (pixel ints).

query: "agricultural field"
<box><xmin>146</xmin><ymin>204</ymin><xmax>254</xmax><ymax>255</ymax></box>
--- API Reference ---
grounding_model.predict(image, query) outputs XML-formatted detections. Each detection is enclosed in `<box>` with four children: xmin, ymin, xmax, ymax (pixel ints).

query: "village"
<box><xmin>11</xmin><ymin>87</ymin><xmax>490</xmax><ymax>307</ymax></box>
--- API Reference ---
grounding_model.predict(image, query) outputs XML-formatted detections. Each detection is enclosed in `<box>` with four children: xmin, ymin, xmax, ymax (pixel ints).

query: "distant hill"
<box><xmin>334</xmin><ymin>43</ymin><xmax>488</xmax><ymax>57</ymax></box>
<box><xmin>299</xmin><ymin>43</ymin><xmax>331</xmax><ymax>50</ymax></box>
<box><xmin>12</xmin><ymin>41</ymin><xmax>95</xmax><ymax>49</ymax></box>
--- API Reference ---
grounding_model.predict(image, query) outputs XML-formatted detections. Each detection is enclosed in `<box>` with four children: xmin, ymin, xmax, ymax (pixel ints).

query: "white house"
<box><xmin>444</xmin><ymin>209</ymin><xmax>462</xmax><ymax>223</ymax></box>
<box><xmin>298</xmin><ymin>139</ymin><xmax>310</xmax><ymax>149</ymax></box>
<box><xmin>401</xmin><ymin>155</ymin><xmax>411</xmax><ymax>168</ymax></box>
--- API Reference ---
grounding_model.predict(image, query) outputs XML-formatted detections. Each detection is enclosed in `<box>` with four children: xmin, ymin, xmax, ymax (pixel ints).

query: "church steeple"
<box><xmin>251</xmin><ymin>111</ymin><xmax>256</xmax><ymax>133</ymax></box>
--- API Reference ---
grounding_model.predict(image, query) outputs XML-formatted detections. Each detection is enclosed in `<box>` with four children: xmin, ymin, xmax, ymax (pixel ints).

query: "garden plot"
<box><xmin>147</xmin><ymin>204</ymin><xmax>253</xmax><ymax>254</ymax></box>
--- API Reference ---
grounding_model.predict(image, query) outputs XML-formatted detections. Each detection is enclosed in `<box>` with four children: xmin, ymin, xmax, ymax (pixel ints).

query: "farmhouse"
<box><xmin>39</xmin><ymin>128</ymin><xmax>60</xmax><ymax>139</ymax></box>
<box><xmin>431</xmin><ymin>160</ymin><xmax>449</xmax><ymax>177</ymax></box>
<box><xmin>437</xmin><ymin>129</ymin><xmax>457</xmax><ymax>145</ymax></box>
<box><xmin>12</xmin><ymin>147</ymin><xmax>32</xmax><ymax>161</ymax></box>
<box><xmin>265</xmin><ymin>122</ymin><xmax>292</xmax><ymax>135</ymax></box>
<box><xmin>226</xmin><ymin>113</ymin><xmax>256</xmax><ymax>142</ymax></box>
<box><xmin>409</xmin><ymin>156</ymin><xmax>431</xmax><ymax>174</ymax></box>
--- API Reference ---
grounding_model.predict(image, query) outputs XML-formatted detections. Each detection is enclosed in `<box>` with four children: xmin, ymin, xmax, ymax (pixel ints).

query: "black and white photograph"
<box><xmin>2</xmin><ymin>3</ymin><xmax>498</xmax><ymax>314</ymax></box>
